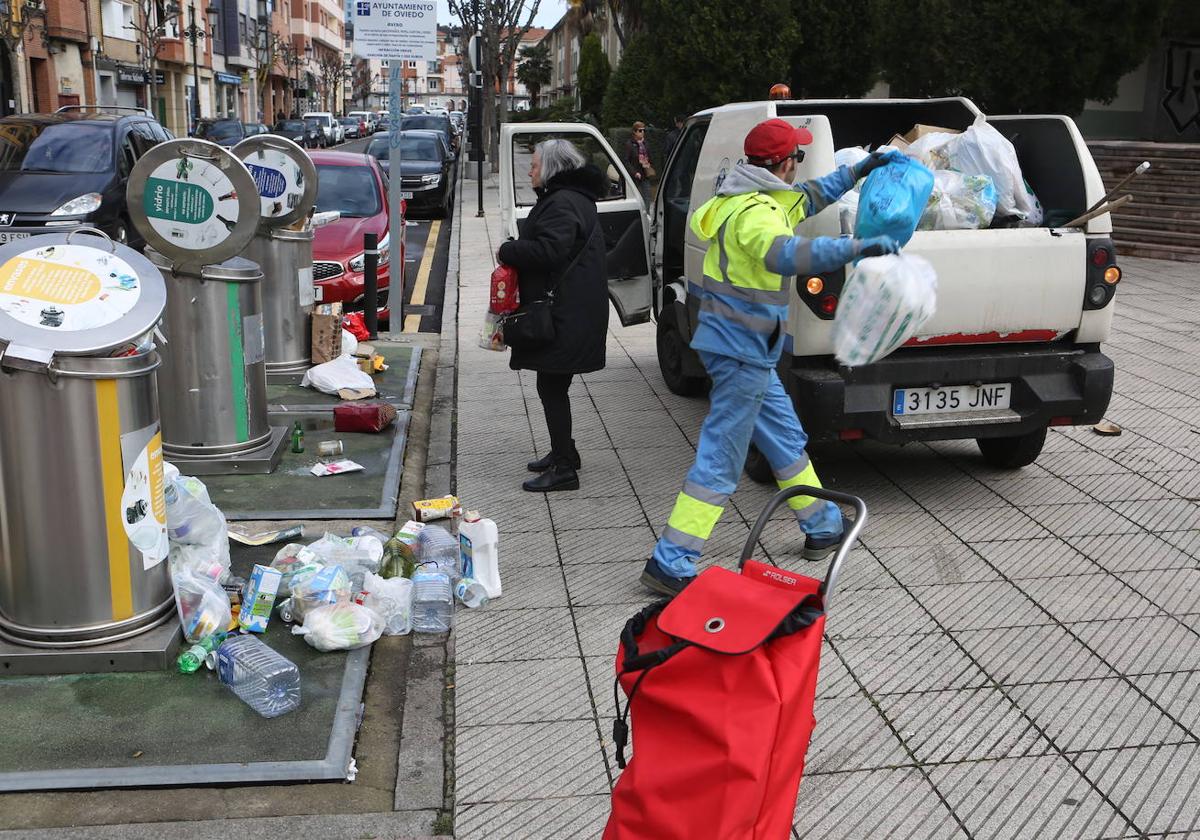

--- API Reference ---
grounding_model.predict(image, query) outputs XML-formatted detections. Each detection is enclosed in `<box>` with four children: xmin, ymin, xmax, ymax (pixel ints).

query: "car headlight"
<box><xmin>50</xmin><ymin>193</ymin><xmax>103</xmax><ymax>217</ymax></box>
<box><xmin>421</xmin><ymin>174</ymin><xmax>441</xmax><ymax>186</ymax></box>
<box><xmin>348</xmin><ymin>236</ymin><xmax>389</xmax><ymax>272</ymax></box>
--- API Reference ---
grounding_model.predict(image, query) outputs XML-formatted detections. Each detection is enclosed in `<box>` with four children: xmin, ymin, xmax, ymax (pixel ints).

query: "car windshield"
<box><xmin>340</xmin><ymin>118</ymin><xmax>357</xmax><ymax>125</ymax></box>
<box><xmin>315</xmin><ymin>164</ymin><xmax>381</xmax><ymax>217</ymax></box>
<box><xmin>0</xmin><ymin>123</ymin><xmax>113</xmax><ymax>174</ymax></box>
<box><xmin>369</xmin><ymin>135</ymin><xmax>440</xmax><ymax>161</ymax></box>
<box><xmin>276</xmin><ymin>120</ymin><xmax>305</xmax><ymax>132</ymax></box>
<box><xmin>304</xmin><ymin>119</ymin><xmax>321</xmax><ymax>130</ymax></box>
<box><xmin>196</xmin><ymin>120</ymin><xmax>242</xmax><ymax>142</ymax></box>
<box><xmin>402</xmin><ymin>116</ymin><xmax>447</xmax><ymax>133</ymax></box>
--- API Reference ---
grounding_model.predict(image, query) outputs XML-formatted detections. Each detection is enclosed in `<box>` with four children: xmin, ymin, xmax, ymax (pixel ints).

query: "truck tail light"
<box><xmin>1083</xmin><ymin>238</ymin><xmax>1118</xmax><ymax>311</ymax></box>
<box><xmin>819</xmin><ymin>295</ymin><xmax>838</xmax><ymax>315</ymax></box>
<box><xmin>799</xmin><ymin>267</ymin><xmax>844</xmax><ymax>320</ymax></box>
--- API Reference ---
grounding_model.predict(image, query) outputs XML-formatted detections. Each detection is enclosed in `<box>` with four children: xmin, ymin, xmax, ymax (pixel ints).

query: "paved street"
<box><xmin>450</xmin><ymin>176</ymin><xmax>1200</xmax><ymax>839</ymax></box>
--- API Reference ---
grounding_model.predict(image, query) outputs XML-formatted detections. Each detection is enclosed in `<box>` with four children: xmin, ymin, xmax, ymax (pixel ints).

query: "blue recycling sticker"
<box><xmin>247</xmin><ymin>164</ymin><xmax>286</xmax><ymax>198</ymax></box>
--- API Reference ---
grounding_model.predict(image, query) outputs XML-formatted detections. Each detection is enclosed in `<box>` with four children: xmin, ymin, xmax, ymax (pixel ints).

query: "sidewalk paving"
<box><xmin>450</xmin><ymin>175</ymin><xmax>1200</xmax><ymax>839</ymax></box>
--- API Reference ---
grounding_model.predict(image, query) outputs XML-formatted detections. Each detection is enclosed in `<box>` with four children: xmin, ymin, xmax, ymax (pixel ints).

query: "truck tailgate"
<box><xmin>904</xmin><ymin>228</ymin><xmax>1086</xmax><ymax>342</ymax></box>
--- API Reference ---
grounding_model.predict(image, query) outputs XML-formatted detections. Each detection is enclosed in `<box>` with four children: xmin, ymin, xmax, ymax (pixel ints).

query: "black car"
<box><xmin>366</xmin><ymin>129</ymin><xmax>454</xmax><ymax>217</ymax></box>
<box><xmin>194</xmin><ymin>117</ymin><xmax>246</xmax><ymax>146</ymax></box>
<box><xmin>400</xmin><ymin>113</ymin><xmax>457</xmax><ymax>154</ymax></box>
<box><xmin>271</xmin><ymin>118</ymin><xmax>323</xmax><ymax>149</ymax></box>
<box><xmin>0</xmin><ymin>111</ymin><xmax>171</xmax><ymax>246</ymax></box>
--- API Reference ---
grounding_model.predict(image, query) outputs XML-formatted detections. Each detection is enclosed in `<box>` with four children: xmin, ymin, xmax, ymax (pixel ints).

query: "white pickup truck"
<box><xmin>499</xmin><ymin>97</ymin><xmax>1118</xmax><ymax>471</ymax></box>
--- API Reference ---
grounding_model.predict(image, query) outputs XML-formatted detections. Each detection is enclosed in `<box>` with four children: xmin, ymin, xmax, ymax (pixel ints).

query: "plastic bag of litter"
<box><xmin>270</xmin><ymin>543</ymin><xmax>323</xmax><ymax>596</ymax></box>
<box><xmin>834</xmin><ymin>254</ymin><xmax>938</xmax><ymax>367</ymax></box>
<box><xmin>834</xmin><ymin>146</ymin><xmax>869</xmax><ymax>171</ymax></box>
<box><xmin>838</xmin><ymin>188</ymin><xmax>860</xmax><ymax>235</ymax></box>
<box><xmin>280</xmin><ymin>564</ymin><xmax>353</xmax><ymax>624</ymax></box>
<box><xmin>292</xmin><ymin>602</ymin><xmax>384</xmax><ymax>651</ymax></box>
<box><xmin>300</xmin><ymin>355</ymin><xmax>376</xmax><ymax>396</ymax></box>
<box><xmin>308</xmin><ymin>532</ymin><xmax>384</xmax><ymax>573</ymax></box>
<box><xmin>918</xmin><ymin>170</ymin><xmax>998</xmax><ymax>231</ymax></box>
<box><xmin>163</xmin><ymin>462</ymin><xmax>230</xmax><ymax>573</ymax></box>
<box><xmin>940</xmin><ymin>119</ymin><xmax>1042</xmax><ymax>225</ymax></box>
<box><xmin>360</xmin><ymin>571</ymin><xmax>414</xmax><ymax>635</ymax></box>
<box><xmin>171</xmin><ymin>566</ymin><xmax>232</xmax><ymax>642</ymax></box>
<box><xmin>854</xmin><ymin>156</ymin><xmax>935</xmax><ymax>246</ymax></box>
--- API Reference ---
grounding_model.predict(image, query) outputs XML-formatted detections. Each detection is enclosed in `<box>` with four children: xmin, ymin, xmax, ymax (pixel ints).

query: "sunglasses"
<box><xmin>633</xmin><ymin>128</ymin><xmax>645</xmax><ymax>133</ymax></box>
<box><xmin>791</xmin><ymin>148</ymin><xmax>806</xmax><ymax>163</ymax></box>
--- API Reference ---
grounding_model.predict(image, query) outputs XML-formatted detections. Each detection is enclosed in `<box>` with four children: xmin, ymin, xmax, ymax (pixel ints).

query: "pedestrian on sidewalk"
<box><xmin>640</xmin><ymin>119</ymin><xmax>906</xmax><ymax>597</ymax></box>
<box><xmin>624</xmin><ymin>121</ymin><xmax>654</xmax><ymax>204</ymax></box>
<box><xmin>497</xmin><ymin>138</ymin><xmax>609</xmax><ymax>493</ymax></box>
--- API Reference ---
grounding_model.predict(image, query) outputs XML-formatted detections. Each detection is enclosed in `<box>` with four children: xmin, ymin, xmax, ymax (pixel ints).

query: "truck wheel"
<box><xmin>657</xmin><ymin>318</ymin><xmax>706</xmax><ymax>396</ymax></box>
<box><xmin>977</xmin><ymin>426</ymin><xmax>1048</xmax><ymax>469</ymax></box>
<box><xmin>744</xmin><ymin>445</ymin><xmax>774</xmax><ymax>484</ymax></box>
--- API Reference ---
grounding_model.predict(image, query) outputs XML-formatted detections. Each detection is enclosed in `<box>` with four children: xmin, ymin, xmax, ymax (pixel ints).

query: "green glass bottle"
<box><xmin>290</xmin><ymin>421</ymin><xmax>305</xmax><ymax>453</ymax></box>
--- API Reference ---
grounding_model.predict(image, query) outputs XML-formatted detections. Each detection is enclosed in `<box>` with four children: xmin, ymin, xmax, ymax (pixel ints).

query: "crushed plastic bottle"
<box><xmin>215</xmin><ymin>634</ymin><xmax>302</xmax><ymax>718</ymax></box>
<box><xmin>454</xmin><ymin>577</ymin><xmax>489</xmax><ymax>609</ymax></box>
<box><xmin>176</xmin><ymin>631</ymin><xmax>228</xmax><ymax>674</ymax></box>
<box><xmin>411</xmin><ymin>571</ymin><xmax>453</xmax><ymax>633</ymax></box>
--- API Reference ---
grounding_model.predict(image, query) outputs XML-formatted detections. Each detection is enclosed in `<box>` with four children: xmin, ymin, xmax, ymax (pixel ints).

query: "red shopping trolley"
<box><xmin>604</xmin><ymin>486</ymin><xmax>867</xmax><ymax>840</ymax></box>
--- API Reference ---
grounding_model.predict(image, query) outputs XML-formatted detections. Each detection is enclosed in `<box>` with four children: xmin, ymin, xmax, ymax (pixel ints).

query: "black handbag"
<box><xmin>501</xmin><ymin>218</ymin><xmax>599</xmax><ymax>351</ymax></box>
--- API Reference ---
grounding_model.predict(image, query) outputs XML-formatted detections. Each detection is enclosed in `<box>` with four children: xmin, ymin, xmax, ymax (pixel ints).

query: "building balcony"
<box><xmin>157</xmin><ymin>38</ymin><xmax>188</xmax><ymax>65</ymax></box>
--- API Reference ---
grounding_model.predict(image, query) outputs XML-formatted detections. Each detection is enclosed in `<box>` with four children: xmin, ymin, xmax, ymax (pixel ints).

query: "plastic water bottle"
<box><xmin>215</xmin><ymin>635</ymin><xmax>302</xmax><ymax>718</ymax></box>
<box><xmin>416</xmin><ymin>526</ymin><xmax>460</xmax><ymax>579</ymax></box>
<box><xmin>454</xmin><ymin>577</ymin><xmax>489</xmax><ymax>609</ymax></box>
<box><xmin>411</xmin><ymin>571</ymin><xmax>453</xmax><ymax>633</ymax></box>
<box><xmin>177</xmin><ymin>631</ymin><xmax>227</xmax><ymax>674</ymax></box>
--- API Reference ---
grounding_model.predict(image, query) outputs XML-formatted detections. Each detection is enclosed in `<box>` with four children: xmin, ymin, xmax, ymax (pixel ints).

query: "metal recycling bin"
<box><xmin>232</xmin><ymin>135</ymin><xmax>319</xmax><ymax>376</ymax></box>
<box><xmin>242</xmin><ymin>225</ymin><xmax>315</xmax><ymax>374</ymax></box>
<box><xmin>0</xmin><ymin>230</ymin><xmax>173</xmax><ymax>647</ymax></box>
<box><xmin>146</xmin><ymin>248</ymin><xmax>271</xmax><ymax>457</ymax></box>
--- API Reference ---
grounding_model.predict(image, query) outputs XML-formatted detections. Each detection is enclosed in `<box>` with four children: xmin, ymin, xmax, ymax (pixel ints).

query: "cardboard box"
<box><xmin>901</xmin><ymin>124</ymin><xmax>960</xmax><ymax>144</ymax></box>
<box><xmin>311</xmin><ymin>302</ymin><xmax>344</xmax><ymax>365</ymax></box>
<box><xmin>238</xmin><ymin>564</ymin><xmax>283</xmax><ymax>633</ymax></box>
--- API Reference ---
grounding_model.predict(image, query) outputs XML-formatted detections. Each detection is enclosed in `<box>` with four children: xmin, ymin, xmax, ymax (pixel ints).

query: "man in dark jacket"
<box><xmin>664</xmin><ymin>115</ymin><xmax>685</xmax><ymax>160</ymax></box>
<box><xmin>623</xmin><ymin>121</ymin><xmax>652</xmax><ymax>204</ymax></box>
<box><xmin>497</xmin><ymin>139</ymin><xmax>609</xmax><ymax>492</ymax></box>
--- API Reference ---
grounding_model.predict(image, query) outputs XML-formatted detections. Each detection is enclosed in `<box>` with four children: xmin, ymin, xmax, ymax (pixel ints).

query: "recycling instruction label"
<box><xmin>244</xmin><ymin>147</ymin><xmax>309</xmax><ymax>220</ymax></box>
<box><xmin>142</xmin><ymin>158</ymin><xmax>241</xmax><ymax>251</ymax></box>
<box><xmin>0</xmin><ymin>243</ymin><xmax>142</xmax><ymax>332</ymax></box>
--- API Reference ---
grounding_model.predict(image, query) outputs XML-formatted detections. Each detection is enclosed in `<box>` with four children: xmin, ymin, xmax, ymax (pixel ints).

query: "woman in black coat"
<box><xmin>497</xmin><ymin>139</ymin><xmax>609</xmax><ymax>492</ymax></box>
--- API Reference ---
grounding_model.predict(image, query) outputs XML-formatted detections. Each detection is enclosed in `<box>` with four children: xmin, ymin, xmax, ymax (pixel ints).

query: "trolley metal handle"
<box><xmin>738</xmin><ymin>486</ymin><xmax>868</xmax><ymax>610</ymax></box>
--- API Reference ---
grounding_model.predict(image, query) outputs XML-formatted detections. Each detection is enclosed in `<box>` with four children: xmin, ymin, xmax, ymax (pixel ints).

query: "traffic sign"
<box><xmin>352</xmin><ymin>0</ymin><xmax>437</xmax><ymax>60</ymax></box>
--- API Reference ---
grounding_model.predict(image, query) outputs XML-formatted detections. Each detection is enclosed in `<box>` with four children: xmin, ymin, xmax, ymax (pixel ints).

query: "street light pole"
<box><xmin>188</xmin><ymin>4</ymin><xmax>200</xmax><ymax>128</ymax></box>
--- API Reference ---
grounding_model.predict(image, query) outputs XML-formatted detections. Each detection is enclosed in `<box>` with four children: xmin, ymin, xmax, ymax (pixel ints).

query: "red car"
<box><xmin>308</xmin><ymin>150</ymin><xmax>402</xmax><ymax>322</ymax></box>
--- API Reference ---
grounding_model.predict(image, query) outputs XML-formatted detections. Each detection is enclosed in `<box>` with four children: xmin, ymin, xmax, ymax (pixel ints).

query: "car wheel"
<box><xmin>977</xmin><ymin>425</ymin><xmax>1048</xmax><ymax>469</ymax></box>
<box><xmin>744</xmin><ymin>444</ymin><xmax>774</xmax><ymax>484</ymax></box>
<box><xmin>656</xmin><ymin>316</ymin><xmax>707</xmax><ymax>397</ymax></box>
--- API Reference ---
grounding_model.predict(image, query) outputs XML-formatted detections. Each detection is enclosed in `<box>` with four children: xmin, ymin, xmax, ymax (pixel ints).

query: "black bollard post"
<box><xmin>363</xmin><ymin>231</ymin><xmax>379</xmax><ymax>339</ymax></box>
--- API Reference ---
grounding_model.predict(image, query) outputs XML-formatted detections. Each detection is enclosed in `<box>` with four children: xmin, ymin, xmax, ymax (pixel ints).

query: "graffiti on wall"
<box><xmin>1162</xmin><ymin>41</ymin><xmax>1200</xmax><ymax>134</ymax></box>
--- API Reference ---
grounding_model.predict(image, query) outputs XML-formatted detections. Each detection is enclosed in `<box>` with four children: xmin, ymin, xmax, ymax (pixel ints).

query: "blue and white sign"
<box><xmin>352</xmin><ymin>0</ymin><xmax>437</xmax><ymax>60</ymax></box>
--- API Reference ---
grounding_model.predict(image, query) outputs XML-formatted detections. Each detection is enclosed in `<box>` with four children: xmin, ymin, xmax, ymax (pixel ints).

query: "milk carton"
<box><xmin>239</xmin><ymin>564</ymin><xmax>283</xmax><ymax>633</ymax></box>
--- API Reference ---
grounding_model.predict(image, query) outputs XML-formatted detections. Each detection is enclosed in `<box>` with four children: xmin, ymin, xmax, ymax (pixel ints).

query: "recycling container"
<box><xmin>243</xmin><ymin>225</ymin><xmax>315</xmax><ymax>374</ymax></box>
<box><xmin>0</xmin><ymin>230</ymin><xmax>173</xmax><ymax>647</ymax></box>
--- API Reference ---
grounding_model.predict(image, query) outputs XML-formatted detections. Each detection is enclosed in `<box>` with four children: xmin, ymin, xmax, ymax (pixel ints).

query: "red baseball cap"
<box><xmin>744</xmin><ymin>119</ymin><xmax>814</xmax><ymax>166</ymax></box>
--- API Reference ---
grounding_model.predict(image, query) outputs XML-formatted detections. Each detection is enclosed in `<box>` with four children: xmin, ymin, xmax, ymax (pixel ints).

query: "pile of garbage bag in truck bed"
<box><xmin>836</xmin><ymin>117</ymin><xmax>1044</xmax><ymax>234</ymax></box>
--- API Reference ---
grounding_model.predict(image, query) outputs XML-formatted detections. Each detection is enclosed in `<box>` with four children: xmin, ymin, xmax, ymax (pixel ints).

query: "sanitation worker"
<box><xmin>640</xmin><ymin>119</ymin><xmax>905</xmax><ymax>596</ymax></box>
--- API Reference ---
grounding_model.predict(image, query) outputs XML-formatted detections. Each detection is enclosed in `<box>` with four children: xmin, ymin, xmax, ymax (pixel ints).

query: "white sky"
<box><xmin>435</xmin><ymin>0</ymin><xmax>567</xmax><ymax>30</ymax></box>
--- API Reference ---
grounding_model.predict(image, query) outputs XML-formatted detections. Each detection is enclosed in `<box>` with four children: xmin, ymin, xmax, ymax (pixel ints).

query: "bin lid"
<box><xmin>231</xmin><ymin>135</ymin><xmax>318</xmax><ymax>229</ymax></box>
<box><xmin>126</xmin><ymin>139</ymin><xmax>260</xmax><ymax>269</ymax></box>
<box><xmin>144</xmin><ymin>248</ymin><xmax>263</xmax><ymax>283</ymax></box>
<box><xmin>0</xmin><ymin>229</ymin><xmax>166</xmax><ymax>357</ymax></box>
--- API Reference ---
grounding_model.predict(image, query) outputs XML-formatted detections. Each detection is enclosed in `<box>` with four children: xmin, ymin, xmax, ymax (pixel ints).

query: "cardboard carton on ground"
<box><xmin>312</xmin><ymin>302</ymin><xmax>344</xmax><ymax>365</ymax></box>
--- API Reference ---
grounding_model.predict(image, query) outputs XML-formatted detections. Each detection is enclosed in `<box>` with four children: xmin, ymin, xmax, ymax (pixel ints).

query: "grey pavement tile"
<box><xmin>456</xmin><ymin>425</ymin><xmax>536</xmax><ymax>456</ymax></box>
<box><xmin>1073</xmin><ymin>743</ymin><xmax>1200</xmax><ymax>836</ymax></box>
<box><xmin>988</xmin><ymin>475</ymin><xmax>1094</xmax><ymax>506</ymax></box>
<box><xmin>1111</xmin><ymin>499</ymin><xmax>1200</xmax><ymax>533</ymax></box>
<box><xmin>574</xmin><ymin>603</ymin><xmax>647</xmax><ymax>659</ymax></box>
<box><xmin>456</xmin><ymin>794</ymin><xmax>612</xmax><ymax>840</ymax></box>
<box><xmin>563</xmin><ymin>559</ymin><xmax>652</xmax><ymax>607</ymax></box>
<box><xmin>1066</xmin><ymin>615</ymin><xmax>1200</xmax><ymax>676</ymax></box>
<box><xmin>1021</xmin><ymin>503</ymin><xmax>1144</xmax><ymax>538</ymax></box>
<box><xmin>1067</xmin><ymin>531</ymin><xmax>1199</xmax><ymax>574</ymax></box>
<box><xmin>1066</xmin><ymin>472</ymin><xmax>1180</xmax><ymax>503</ymax></box>
<box><xmin>929</xmin><ymin>754</ymin><xmax>1134</xmax><ymax>840</ymax></box>
<box><xmin>877</xmin><ymin>686</ymin><xmax>1049</xmax><ymax>764</ymax></box>
<box><xmin>455</xmin><ymin>658</ymin><xmax>593</xmax><ymax>725</ymax></box>
<box><xmin>873</xmin><ymin>543</ymin><xmax>1003</xmax><ymax>587</ymax></box>
<box><xmin>1080</xmin><ymin>429</ymin><xmax>1163</xmax><ymax>452</ymax></box>
<box><xmin>1142</xmin><ymin>469</ymin><xmax>1200</xmax><ymax>499</ymax></box>
<box><xmin>554</xmin><ymin>523</ymin><xmax>658</xmax><ymax>565</ymax></box>
<box><xmin>1111</xmin><ymin>447</ymin><xmax>1200</xmax><ymax>474</ymax></box>
<box><xmin>601</xmin><ymin>418</ymin><xmax>694</xmax><ymax>450</ymax></box>
<box><xmin>934</xmin><ymin>506</ymin><xmax>1052</xmax><ymax>542</ymax></box>
<box><xmin>828</xmin><ymin>586</ymin><xmax>941</xmax><ymax>639</ymax></box>
<box><xmin>831</xmin><ymin>631</ymin><xmax>991</xmax><ymax>696</ymax></box>
<box><xmin>454</xmin><ymin>720</ymin><xmax>610</xmax><ymax>803</ymax></box>
<box><xmin>806</xmin><ymin>690</ymin><xmax>910</xmax><ymax>774</ymax></box>
<box><xmin>497</xmin><ymin>528</ymin><xmax>561</xmax><ymax>568</ymax></box>
<box><xmin>1043</xmin><ymin>429</ymin><xmax>1094</xmax><ymax>452</ymax></box>
<box><xmin>1118</xmin><ymin>568</ymin><xmax>1200</xmax><ymax>616</ymax></box>
<box><xmin>910</xmin><ymin>579</ymin><xmax>1048</xmax><ymax>631</ymax></box>
<box><xmin>1016</xmin><ymin>573</ymin><xmax>1160</xmax><ymax>623</ymax></box>
<box><xmin>900</xmin><ymin>477</ymin><xmax>1005</xmax><ymax>512</ymax></box>
<box><xmin>615</xmin><ymin>445</ymin><xmax>700</xmax><ymax>478</ymax></box>
<box><xmin>971</xmin><ymin>537</ymin><xmax>1101</xmax><ymax>579</ymax></box>
<box><xmin>1126</xmin><ymin>391</ymin><xmax>1200</xmax><ymax>410</ymax></box>
<box><xmin>1038</xmin><ymin>450</ymin><xmax>1131</xmax><ymax>477</ymax></box>
<box><xmin>455</xmin><ymin>607</ymin><xmax>580</xmax><ymax>663</ymax></box>
<box><xmin>952</xmin><ymin>623</ymin><xmax>1115</xmax><ymax>685</ymax></box>
<box><xmin>1130</xmin><ymin>671</ymin><xmax>1200</xmax><ymax>735</ymax></box>
<box><xmin>1008</xmin><ymin>677</ymin><xmax>1192</xmax><ymax>752</ymax></box>
<box><xmin>794</xmin><ymin>767</ymin><xmax>967</xmax><ymax>840</ymax></box>
<box><xmin>547</xmin><ymin>495</ymin><xmax>649</xmax><ymax>531</ymax></box>
<box><xmin>487</xmin><ymin>563</ymin><xmax>569</xmax><ymax>610</ymax></box>
<box><xmin>857</xmin><ymin>510</ymin><xmax>959</xmax><ymax>550</ymax></box>
<box><xmin>1161</xmin><ymin>530</ymin><xmax>1200</xmax><ymax>559</ymax></box>
<box><xmin>817</xmin><ymin>644</ymin><xmax>860</xmax><ymax>699</ymax></box>
<box><xmin>836</xmin><ymin>551</ymin><xmax>900</xmax><ymax>591</ymax></box>
<box><xmin>1106</xmin><ymin>408</ymin><xmax>1187</xmax><ymax>429</ymax></box>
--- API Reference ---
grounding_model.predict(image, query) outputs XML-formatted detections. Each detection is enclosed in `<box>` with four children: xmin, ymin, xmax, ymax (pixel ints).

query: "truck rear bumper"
<box><xmin>787</xmin><ymin>345</ymin><xmax>1114</xmax><ymax>443</ymax></box>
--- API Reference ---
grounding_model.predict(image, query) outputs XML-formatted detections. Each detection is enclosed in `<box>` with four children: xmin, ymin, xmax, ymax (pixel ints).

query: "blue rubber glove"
<box><xmin>855</xmin><ymin>235</ymin><xmax>902</xmax><ymax>258</ymax></box>
<box><xmin>853</xmin><ymin>149</ymin><xmax>909</xmax><ymax>181</ymax></box>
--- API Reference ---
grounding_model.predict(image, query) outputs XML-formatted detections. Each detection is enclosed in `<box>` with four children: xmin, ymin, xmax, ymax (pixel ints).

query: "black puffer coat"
<box><xmin>498</xmin><ymin>165</ymin><xmax>609</xmax><ymax>374</ymax></box>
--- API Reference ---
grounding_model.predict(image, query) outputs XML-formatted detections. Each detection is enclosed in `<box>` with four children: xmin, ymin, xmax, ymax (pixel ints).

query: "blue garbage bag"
<box><xmin>854</xmin><ymin>157</ymin><xmax>935</xmax><ymax>246</ymax></box>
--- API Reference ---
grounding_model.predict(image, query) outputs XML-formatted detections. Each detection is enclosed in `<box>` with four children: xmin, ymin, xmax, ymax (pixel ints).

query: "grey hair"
<box><xmin>536</xmin><ymin>138</ymin><xmax>587</xmax><ymax>184</ymax></box>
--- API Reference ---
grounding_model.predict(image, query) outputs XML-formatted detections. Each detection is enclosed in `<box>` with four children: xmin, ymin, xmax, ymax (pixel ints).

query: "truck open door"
<box><xmin>499</xmin><ymin>122</ymin><xmax>652</xmax><ymax>326</ymax></box>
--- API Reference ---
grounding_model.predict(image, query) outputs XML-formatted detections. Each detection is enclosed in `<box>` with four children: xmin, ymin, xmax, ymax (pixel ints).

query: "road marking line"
<box><xmin>404</xmin><ymin>219</ymin><xmax>441</xmax><ymax>333</ymax></box>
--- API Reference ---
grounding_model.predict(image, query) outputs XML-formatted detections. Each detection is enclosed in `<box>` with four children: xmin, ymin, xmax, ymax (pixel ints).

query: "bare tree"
<box><xmin>317</xmin><ymin>53</ymin><xmax>343</xmax><ymax>112</ymax></box>
<box><xmin>126</xmin><ymin>0</ymin><xmax>181</xmax><ymax>119</ymax></box>
<box><xmin>0</xmin><ymin>1</ymin><xmax>46</xmax><ymax>113</ymax></box>
<box><xmin>351</xmin><ymin>58</ymin><xmax>373</xmax><ymax>109</ymax></box>
<box><xmin>251</xmin><ymin>25</ymin><xmax>284</xmax><ymax>114</ymax></box>
<box><xmin>447</xmin><ymin>0</ymin><xmax>543</xmax><ymax>172</ymax></box>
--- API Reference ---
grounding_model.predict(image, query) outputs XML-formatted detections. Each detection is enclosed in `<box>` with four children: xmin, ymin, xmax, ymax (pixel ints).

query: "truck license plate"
<box><xmin>0</xmin><ymin>232</ymin><xmax>30</xmax><ymax>244</ymax></box>
<box><xmin>892</xmin><ymin>383</ymin><xmax>1012</xmax><ymax>416</ymax></box>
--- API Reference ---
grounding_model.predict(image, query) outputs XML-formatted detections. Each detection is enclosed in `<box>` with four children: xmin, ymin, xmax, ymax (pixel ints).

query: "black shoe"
<box><xmin>803</xmin><ymin>531</ymin><xmax>845</xmax><ymax>561</ymax></box>
<box><xmin>522</xmin><ymin>463</ymin><xmax>580</xmax><ymax>492</ymax></box>
<box><xmin>527</xmin><ymin>441</ymin><xmax>582</xmax><ymax>472</ymax></box>
<box><xmin>639</xmin><ymin>558</ymin><xmax>695</xmax><ymax>598</ymax></box>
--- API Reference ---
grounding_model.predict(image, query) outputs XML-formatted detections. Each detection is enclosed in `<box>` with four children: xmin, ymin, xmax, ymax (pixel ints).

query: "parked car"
<box><xmin>242</xmin><ymin>122</ymin><xmax>269</xmax><ymax>137</ymax></box>
<box><xmin>348</xmin><ymin>110</ymin><xmax>376</xmax><ymax>133</ymax></box>
<box><xmin>400</xmin><ymin>113</ymin><xmax>456</xmax><ymax>153</ymax></box>
<box><xmin>339</xmin><ymin>116</ymin><xmax>365</xmax><ymax>139</ymax></box>
<box><xmin>271</xmin><ymin>118</ymin><xmax>323</xmax><ymax>148</ymax></box>
<box><xmin>406</xmin><ymin>104</ymin><xmax>426</xmax><ymax>115</ymax></box>
<box><xmin>303</xmin><ymin>112</ymin><xmax>343</xmax><ymax>146</ymax></box>
<box><xmin>0</xmin><ymin>111</ymin><xmax>171</xmax><ymax>246</ymax></box>
<box><xmin>365</xmin><ymin>129</ymin><xmax>453</xmax><ymax>217</ymax></box>
<box><xmin>194</xmin><ymin>117</ymin><xmax>248</xmax><ymax>146</ymax></box>
<box><xmin>375</xmin><ymin>114</ymin><xmax>390</xmax><ymax>133</ymax></box>
<box><xmin>449</xmin><ymin>110</ymin><xmax>465</xmax><ymax>136</ymax></box>
<box><xmin>308</xmin><ymin>150</ymin><xmax>399</xmax><ymax>323</ymax></box>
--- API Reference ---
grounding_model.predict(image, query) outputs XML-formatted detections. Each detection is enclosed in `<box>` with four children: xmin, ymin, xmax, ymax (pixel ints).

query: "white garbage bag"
<box><xmin>918</xmin><ymin>170</ymin><xmax>998</xmax><ymax>231</ymax></box>
<box><xmin>300</xmin><ymin>355</ymin><xmax>376</xmax><ymax>396</ymax></box>
<box><xmin>360</xmin><ymin>571</ymin><xmax>414</xmax><ymax>635</ymax></box>
<box><xmin>834</xmin><ymin>146</ymin><xmax>869</xmax><ymax>171</ymax></box>
<box><xmin>941</xmin><ymin>119</ymin><xmax>1042</xmax><ymax>225</ymax></box>
<box><xmin>171</xmin><ymin>566</ymin><xmax>232</xmax><ymax>642</ymax></box>
<box><xmin>163</xmin><ymin>462</ymin><xmax>230</xmax><ymax>574</ymax></box>
<box><xmin>838</xmin><ymin>188</ymin><xmax>860</xmax><ymax>235</ymax></box>
<box><xmin>292</xmin><ymin>602</ymin><xmax>384</xmax><ymax>651</ymax></box>
<box><xmin>834</xmin><ymin>254</ymin><xmax>938</xmax><ymax>367</ymax></box>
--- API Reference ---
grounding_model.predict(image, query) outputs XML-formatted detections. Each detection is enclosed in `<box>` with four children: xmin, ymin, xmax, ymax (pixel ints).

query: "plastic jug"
<box><xmin>458</xmin><ymin>512</ymin><xmax>501</xmax><ymax>599</ymax></box>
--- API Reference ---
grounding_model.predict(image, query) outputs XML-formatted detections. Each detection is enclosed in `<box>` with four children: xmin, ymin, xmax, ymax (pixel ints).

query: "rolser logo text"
<box><xmin>759</xmin><ymin>569</ymin><xmax>799</xmax><ymax>586</ymax></box>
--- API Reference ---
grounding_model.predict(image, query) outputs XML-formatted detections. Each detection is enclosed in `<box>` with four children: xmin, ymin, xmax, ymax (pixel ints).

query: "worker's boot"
<box><xmin>527</xmin><ymin>440</ymin><xmax>582</xmax><ymax>472</ymax></box>
<box><xmin>802</xmin><ymin>531</ymin><xmax>844</xmax><ymax>561</ymax></box>
<box><xmin>639</xmin><ymin>558</ymin><xmax>695</xmax><ymax>598</ymax></box>
<box><xmin>522</xmin><ymin>453</ymin><xmax>580</xmax><ymax>492</ymax></box>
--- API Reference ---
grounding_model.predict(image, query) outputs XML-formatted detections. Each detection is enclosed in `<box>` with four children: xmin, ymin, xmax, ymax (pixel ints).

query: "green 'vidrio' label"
<box><xmin>145</xmin><ymin>177</ymin><xmax>213</xmax><ymax>224</ymax></box>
